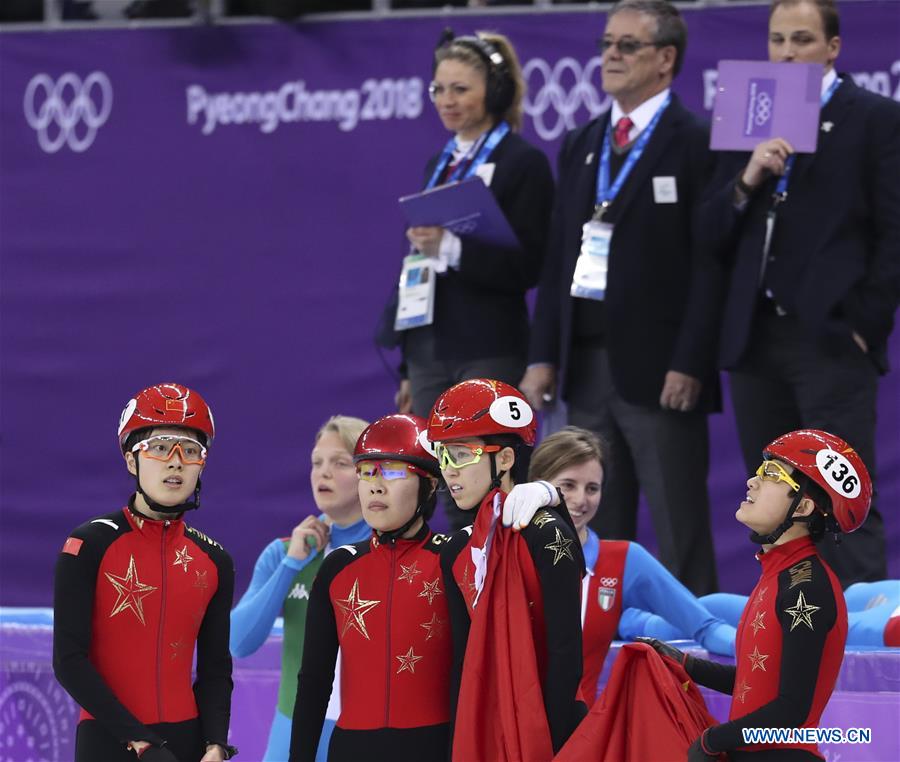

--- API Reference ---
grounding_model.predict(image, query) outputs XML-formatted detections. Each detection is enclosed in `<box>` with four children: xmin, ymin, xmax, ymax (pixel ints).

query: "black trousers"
<box><xmin>328</xmin><ymin>723</ymin><xmax>449</xmax><ymax>762</ymax></box>
<box><xmin>566</xmin><ymin>344</ymin><xmax>719</xmax><ymax>596</ymax></box>
<box><xmin>75</xmin><ymin>718</ymin><xmax>203</xmax><ymax>761</ymax></box>
<box><xmin>405</xmin><ymin>329</ymin><xmax>525</xmax><ymax>421</ymax></box>
<box><xmin>405</xmin><ymin>327</ymin><xmax>525</xmax><ymax>531</ymax></box>
<box><xmin>729</xmin><ymin>310</ymin><xmax>886</xmax><ymax>586</ymax></box>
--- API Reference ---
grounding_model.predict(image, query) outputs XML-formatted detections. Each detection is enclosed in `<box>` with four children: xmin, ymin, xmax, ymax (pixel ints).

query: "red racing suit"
<box><xmin>290</xmin><ymin>523</ymin><xmax>452</xmax><ymax>762</ymax></box>
<box><xmin>685</xmin><ymin>536</ymin><xmax>846</xmax><ymax>760</ymax></box>
<box><xmin>53</xmin><ymin>504</ymin><xmax>234</xmax><ymax>760</ymax></box>
<box><xmin>441</xmin><ymin>490</ymin><xmax>586</xmax><ymax>758</ymax></box>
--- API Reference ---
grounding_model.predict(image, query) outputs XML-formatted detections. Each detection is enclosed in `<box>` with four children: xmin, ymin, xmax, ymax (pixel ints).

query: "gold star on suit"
<box><xmin>755</xmin><ymin>586</ymin><xmax>768</xmax><ymax>605</ymax></box>
<box><xmin>173</xmin><ymin>545</ymin><xmax>194</xmax><ymax>572</ymax></box>
<box><xmin>419</xmin><ymin>578</ymin><xmax>443</xmax><ymax>605</ymax></box>
<box><xmin>105</xmin><ymin>555</ymin><xmax>158</xmax><ymax>626</ymax></box>
<box><xmin>398</xmin><ymin>560</ymin><xmax>422</xmax><ymax>585</ymax></box>
<box><xmin>396</xmin><ymin>646</ymin><xmax>424</xmax><ymax>674</ymax></box>
<box><xmin>335</xmin><ymin>579</ymin><xmax>381</xmax><ymax>640</ymax></box>
<box><xmin>544</xmin><ymin>527</ymin><xmax>575</xmax><ymax>566</ymax></box>
<box><xmin>420</xmin><ymin>612</ymin><xmax>446</xmax><ymax>641</ymax></box>
<box><xmin>750</xmin><ymin>610</ymin><xmax>766</xmax><ymax>636</ymax></box>
<box><xmin>462</xmin><ymin>564</ymin><xmax>477</xmax><ymax>602</ymax></box>
<box><xmin>748</xmin><ymin>645</ymin><xmax>769</xmax><ymax>672</ymax></box>
<box><xmin>532</xmin><ymin>510</ymin><xmax>555</xmax><ymax>529</ymax></box>
<box><xmin>736</xmin><ymin>680</ymin><xmax>752</xmax><ymax>703</ymax></box>
<box><xmin>784</xmin><ymin>590</ymin><xmax>820</xmax><ymax>632</ymax></box>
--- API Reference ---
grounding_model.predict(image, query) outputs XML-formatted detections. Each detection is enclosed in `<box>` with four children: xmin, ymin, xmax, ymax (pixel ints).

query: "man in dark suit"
<box><xmin>521</xmin><ymin>0</ymin><xmax>721</xmax><ymax>595</ymax></box>
<box><xmin>699</xmin><ymin>0</ymin><xmax>900</xmax><ymax>587</ymax></box>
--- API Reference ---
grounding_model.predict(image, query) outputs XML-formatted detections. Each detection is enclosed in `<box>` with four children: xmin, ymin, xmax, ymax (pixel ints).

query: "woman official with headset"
<box><xmin>381</xmin><ymin>33</ymin><xmax>554</xmax><ymax>526</ymax></box>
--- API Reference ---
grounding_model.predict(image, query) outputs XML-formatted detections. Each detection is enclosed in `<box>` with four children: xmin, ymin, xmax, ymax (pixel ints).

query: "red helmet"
<box><xmin>354</xmin><ymin>414</ymin><xmax>440</xmax><ymax>476</ymax></box>
<box><xmin>764</xmin><ymin>429</ymin><xmax>872</xmax><ymax>533</ymax></box>
<box><xmin>118</xmin><ymin>383</ymin><xmax>215</xmax><ymax>449</ymax></box>
<box><xmin>427</xmin><ymin>379</ymin><xmax>536</xmax><ymax>446</ymax></box>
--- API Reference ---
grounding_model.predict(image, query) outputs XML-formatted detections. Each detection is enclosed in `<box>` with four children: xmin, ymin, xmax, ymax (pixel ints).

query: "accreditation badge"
<box><xmin>570</xmin><ymin>219</ymin><xmax>613</xmax><ymax>300</ymax></box>
<box><xmin>394</xmin><ymin>254</ymin><xmax>436</xmax><ymax>331</ymax></box>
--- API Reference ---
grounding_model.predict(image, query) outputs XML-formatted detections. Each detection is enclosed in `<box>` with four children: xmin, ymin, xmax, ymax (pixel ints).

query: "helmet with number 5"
<box><xmin>764</xmin><ymin>429</ymin><xmax>872</xmax><ymax>534</ymax></box>
<box><xmin>427</xmin><ymin>378</ymin><xmax>536</xmax><ymax>446</ymax></box>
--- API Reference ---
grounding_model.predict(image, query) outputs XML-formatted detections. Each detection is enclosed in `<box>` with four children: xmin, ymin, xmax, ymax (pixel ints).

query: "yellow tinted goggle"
<box><xmin>755</xmin><ymin>460</ymin><xmax>800</xmax><ymax>493</ymax></box>
<box><xmin>434</xmin><ymin>442</ymin><xmax>501</xmax><ymax>470</ymax></box>
<box><xmin>133</xmin><ymin>435</ymin><xmax>207</xmax><ymax>466</ymax></box>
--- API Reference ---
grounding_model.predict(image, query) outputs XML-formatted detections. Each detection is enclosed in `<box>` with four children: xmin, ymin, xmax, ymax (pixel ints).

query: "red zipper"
<box><xmin>156</xmin><ymin>521</ymin><xmax>169</xmax><ymax>721</ymax></box>
<box><xmin>384</xmin><ymin>544</ymin><xmax>396</xmax><ymax>727</ymax></box>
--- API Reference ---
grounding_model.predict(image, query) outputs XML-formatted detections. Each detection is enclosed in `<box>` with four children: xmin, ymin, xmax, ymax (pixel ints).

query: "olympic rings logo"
<box><xmin>599</xmin><ymin>576</ymin><xmax>619</xmax><ymax>587</ymax></box>
<box><xmin>23</xmin><ymin>72</ymin><xmax>113</xmax><ymax>154</ymax></box>
<box><xmin>523</xmin><ymin>56</ymin><xmax>611</xmax><ymax>141</ymax></box>
<box><xmin>450</xmin><ymin>220</ymin><xmax>478</xmax><ymax>235</ymax></box>
<box><xmin>754</xmin><ymin>92</ymin><xmax>773</xmax><ymax>126</ymax></box>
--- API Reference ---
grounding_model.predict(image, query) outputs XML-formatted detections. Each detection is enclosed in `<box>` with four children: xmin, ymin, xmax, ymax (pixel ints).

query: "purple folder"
<box><xmin>710</xmin><ymin>60</ymin><xmax>824</xmax><ymax>153</ymax></box>
<box><xmin>399</xmin><ymin>177</ymin><xmax>520</xmax><ymax>250</ymax></box>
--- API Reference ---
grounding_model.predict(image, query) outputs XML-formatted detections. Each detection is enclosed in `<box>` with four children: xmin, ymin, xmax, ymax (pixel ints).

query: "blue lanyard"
<box><xmin>425</xmin><ymin>121</ymin><xmax>510</xmax><ymax>190</ymax></box>
<box><xmin>774</xmin><ymin>76</ymin><xmax>841</xmax><ymax>198</ymax></box>
<box><xmin>583</xmin><ymin>529</ymin><xmax>599</xmax><ymax>571</ymax></box>
<box><xmin>595</xmin><ymin>94</ymin><xmax>671</xmax><ymax>215</ymax></box>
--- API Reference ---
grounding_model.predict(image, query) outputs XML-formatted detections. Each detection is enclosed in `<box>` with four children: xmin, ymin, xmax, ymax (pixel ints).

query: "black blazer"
<box><xmin>529</xmin><ymin>94</ymin><xmax>722</xmax><ymax>411</ymax></box>
<box><xmin>700</xmin><ymin>77</ymin><xmax>900</xmax><ymax>373</ymax></box>
<box><xmin>378</xmin><ymin>131</ymin><xmax>554</xmax><ymax>364</ymax></box>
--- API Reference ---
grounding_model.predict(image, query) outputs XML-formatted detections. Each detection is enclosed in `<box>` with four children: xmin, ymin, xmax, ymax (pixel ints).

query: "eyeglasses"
<box><xmin>755</xmin><ymin>461</ymin><xmax>801</xmax><ymax>493</ymax></box>
<box><xmin>356</xmin><ymin>460</ymin><xmax>428</xmax><ymax>482</ymax></box>
<box><xmin>597</xmin><ymin>37</ymin><xmax>660</xmax><ymax>56</ymax></box>
<box><xmin>428</xmin><ymin>83</ymin><xmax>472</xmax><ymax>102</ymax></box>
<box><xmin>132</xmin><ymin>435</ymin><xmax>207</xmax><ymax>466</ymax></box>
<box><xmin>434</xmin><ymin>442</ymin><xmax>501</xmax><ymax>470</ymax></box>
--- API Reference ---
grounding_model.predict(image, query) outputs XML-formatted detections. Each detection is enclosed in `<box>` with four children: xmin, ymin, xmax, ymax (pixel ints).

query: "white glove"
<box><xmin>502</xmin><ymin>481</ymin><xmax>560</xmax><ymax>530</ymax></box>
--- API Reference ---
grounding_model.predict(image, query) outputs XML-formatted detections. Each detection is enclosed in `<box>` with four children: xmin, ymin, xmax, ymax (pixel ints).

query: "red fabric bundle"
<box><xmin>555</xmin><ymin>643</ymin><xmax>716</xmax><ymax>762</ymax></box>
<box><xmin>453</xmin><ymin>492</ymin><xmax>554</xmax><ymax>762</ymax></box>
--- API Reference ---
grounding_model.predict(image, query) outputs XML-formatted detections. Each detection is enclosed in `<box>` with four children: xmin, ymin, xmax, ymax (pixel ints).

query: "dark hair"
<box><xmin>801</xmin><ymin>478</ymin><xmax>837</xmax><ymax>541</ymax></box>
<box><xmin>123</xmin><ymin>426</ymin><xmax>208</xmax><ymax>455</ymax></box>
<box><xmin>483</xmin><ymin>433</ymin><xmax>531</xmax><ymax>485</ymax></box>
<box><xmin>769</xmin><ymin>0</ymin><xmax>840</xmax><ymax>40</ymax></box>
<box><xmin>779</xmin><ymin>470</ymin><xmax>835</xmax><ymax>542</ymax></box>
<box><xmin>433</xmin><ymin>31</ymin><xmax>525</xmax><ymax>131</ymax></box>
<box><xmin>608</xmin><ymin>0</ymin><xmax>688</xmax><ymax>76</ymax></box>
<box><xmin>418</xmin><ymin>476</ymin><xmax>439</xmax><ymax>521</ymax></box>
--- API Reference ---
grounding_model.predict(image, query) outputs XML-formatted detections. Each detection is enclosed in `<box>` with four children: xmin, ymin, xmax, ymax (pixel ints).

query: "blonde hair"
<box><xmin>528</xmin><ymin>426</ymin><xmax>609</xmax><ymax>482</ymax></box>
<box><xmin>315</xmin><ymin>415</ymin><xmax>369</xmax><ymax>456</ymax></box>
<box><xmin>434</xmin><ymin>31</ymin><xmax>526</xmax><ymax>132</ymax></box>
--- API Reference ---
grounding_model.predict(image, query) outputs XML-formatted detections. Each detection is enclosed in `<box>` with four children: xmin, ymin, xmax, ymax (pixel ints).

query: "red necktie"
<box><xmin>614</xmin><ymin>116</ymin><xmax>634</xmax><ymax>148</ymax></box>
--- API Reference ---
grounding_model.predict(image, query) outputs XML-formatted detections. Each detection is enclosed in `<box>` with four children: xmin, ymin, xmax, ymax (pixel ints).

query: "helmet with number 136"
<box><xmin>764</xmin><ymin>429</ymin><xmax>872</xmax><ymax>534</ymax></box>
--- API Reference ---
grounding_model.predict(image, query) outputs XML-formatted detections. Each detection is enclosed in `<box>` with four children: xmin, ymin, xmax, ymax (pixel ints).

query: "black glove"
<box><xmin>687</xmin><ymin>731</ymin><xmax>719</xmax><ymax>761</ymax></box>
<box><xmin>137</xmin><ymin>744</ymin><xmax>179</xmax><ymax>762</ymax></box>
<box><xmin>635</xmin><ymin>636</ymin><xmax>687</xmax><ymax>665</ymax></box>
<box><xmin>206</xmin><ymin>742</ymin><xmax>239</xmax><ymax>760</ymax></box>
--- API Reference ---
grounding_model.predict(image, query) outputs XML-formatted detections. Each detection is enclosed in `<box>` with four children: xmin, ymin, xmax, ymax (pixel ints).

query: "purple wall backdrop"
<box><xmin>1</xmin><ymin>3</ymin><xmax>898</xmax><ymax>606</ymax></box>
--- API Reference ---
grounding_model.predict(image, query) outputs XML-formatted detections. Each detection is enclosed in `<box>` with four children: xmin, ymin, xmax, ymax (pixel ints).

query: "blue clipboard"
<box><xmin>399</xmin><ymin>177</ymin><xmax>520</xmax><ymax>250</ymax></box>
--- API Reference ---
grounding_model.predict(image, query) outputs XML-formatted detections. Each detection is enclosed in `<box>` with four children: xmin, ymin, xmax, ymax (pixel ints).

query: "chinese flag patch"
<box><xmin>62</xmin><ymin>537</ymin><xmax>83</xmax><ymax>556</ymax></box>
